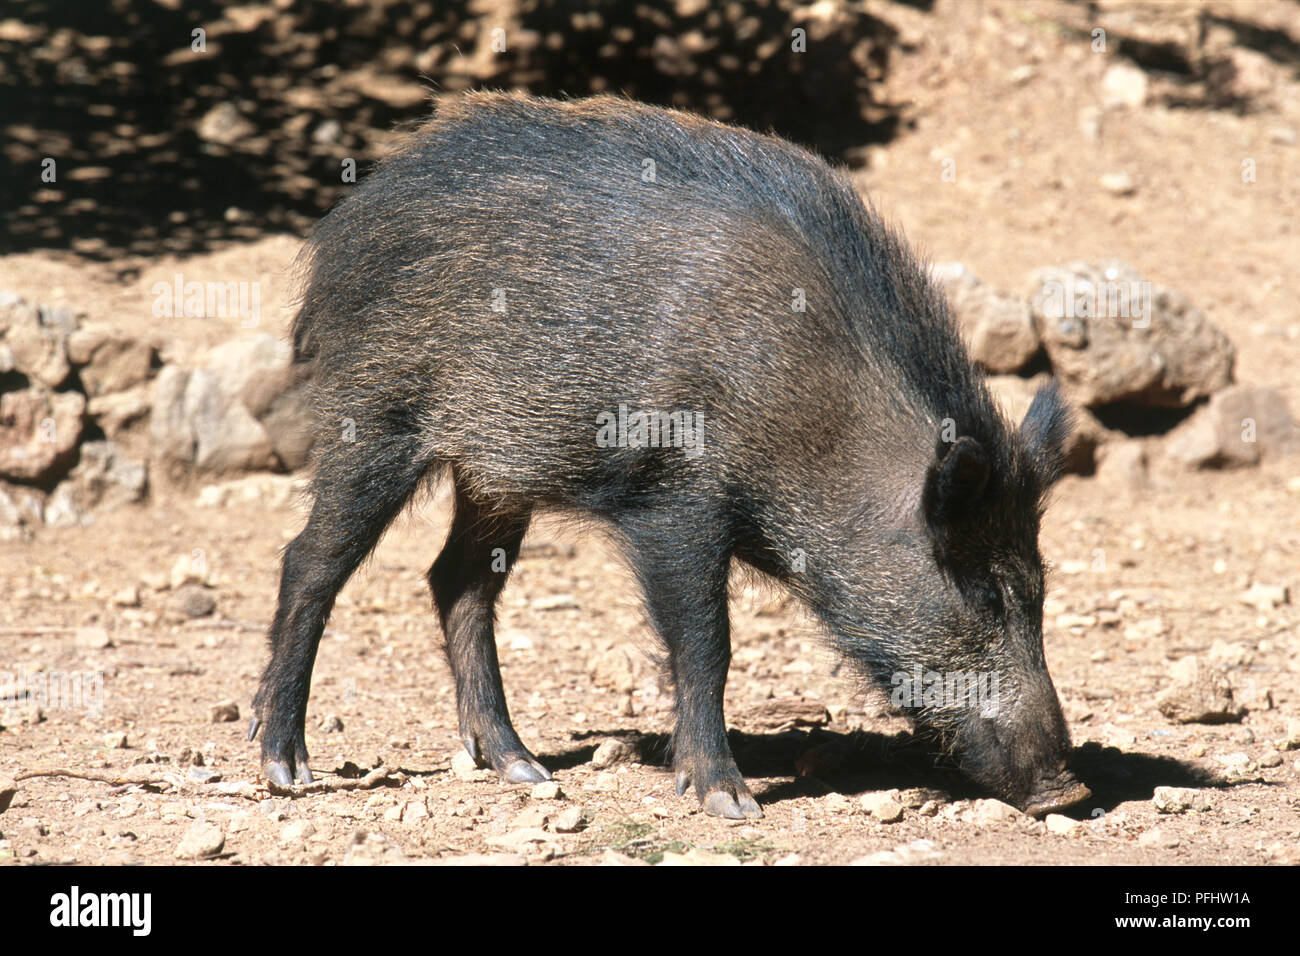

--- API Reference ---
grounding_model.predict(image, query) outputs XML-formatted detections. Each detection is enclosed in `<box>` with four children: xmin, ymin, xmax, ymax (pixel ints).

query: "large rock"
<box><xmin>240</xmin><ymin>363</ymin><xmax>315</xmax><ymax>470</ymax></box>
<box><xmin>1027</xmin><ymin>261</ymin><xmax>1234</xmax><ymax>409</ymax></box>
<box><xmin>935</xmin><ymin>263</ymin><xmax>1040</xmax><ymax>374</ymax></box>
<box><xmin>87</xmin><ymin>384</ymin><xmax>152</xmax><ymax>435</ymax></box>
<box><xmin>151</xmin><ymin>333</ymin><xmax>312</xmax><ymax>473</ymax></box>
<box><xmin>0</xmin><ymin>387</ymin><xmax>85</xmax><ymax>482</ymax></box>
<box><xmin>43</xmin><ymin>441</ymin><xmax>148</xmax><ymax>527</ymax></box>
<box><xmin>0</xmin><ymin>293</ymin><xmax>75</xmax><ymax>388</ymax></box>
<box><xmin>66</xmin><ymin>324</ymin><xmax>157</xmax><ymax>397</ymax></box>
<box><xmin>1164</xmin><ymin>386</ymin><xmax>1300</xmax><ymax>468</ymax></box>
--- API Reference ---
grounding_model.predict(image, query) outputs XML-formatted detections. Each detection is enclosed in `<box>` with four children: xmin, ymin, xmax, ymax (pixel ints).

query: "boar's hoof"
<box><xmin>702</xmin><ymin>790</ymin><xmax>763</xmax><ymax>820</ymax></box>
<box><xmin>263</xmin><ymin>756</ymin><xmax>313</xmax><ymax>787</ymax></box>
<box><xmin>501</xmin><ymin>757</ymin><xmax>552</xmax><ymax>784</ymax></box>
<box><xmin>1022</xmin><ymin>778</ymin><xmax>1091</xmax><ymax>819</ymax></box>
<box><xmin>676</xmin><ymin>769</ymin><xmax>763</xmax><ymax>819</ymax></box>
<box><xmin>461</xmin><ymin>733</ymin><xmax>552</xmax><ymax>783</ymax></box>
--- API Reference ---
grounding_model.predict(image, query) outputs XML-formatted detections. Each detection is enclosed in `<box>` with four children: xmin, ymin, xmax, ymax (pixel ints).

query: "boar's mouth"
<box><xmin>1021</xmin><ymin>770</ymin><xmax>1091</xmax><ymax>819</ymax></box>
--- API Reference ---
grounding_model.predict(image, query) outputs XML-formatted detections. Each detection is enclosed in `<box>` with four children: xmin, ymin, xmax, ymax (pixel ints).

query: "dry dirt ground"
<box><xmin>2</xmin><ymin>0</ymin><xmax>1299</xmax><ymax>866</ymax></box>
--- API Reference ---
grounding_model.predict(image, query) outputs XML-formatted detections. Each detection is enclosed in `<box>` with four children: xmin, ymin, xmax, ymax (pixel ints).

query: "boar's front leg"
<box><xmin>429</xmin><ymin>483</ymin><xmax>549</xmax><ymax>784</ymax></box>
<box><xmin>617</xmin><ymin>507</ymin><xmax>760</xmax><ymax>820</ymax></box>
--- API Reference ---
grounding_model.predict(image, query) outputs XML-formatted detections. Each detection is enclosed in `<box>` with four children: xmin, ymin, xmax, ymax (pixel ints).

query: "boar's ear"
<box><xmin>922</xmin><ymin>435</ymin><xmax>989</xmax><ymax>529</ymax></box>
<box><xmin>1019</xmin><ymin>382</ymin><xmax>1072</xmax><ymax>487</ymax></box>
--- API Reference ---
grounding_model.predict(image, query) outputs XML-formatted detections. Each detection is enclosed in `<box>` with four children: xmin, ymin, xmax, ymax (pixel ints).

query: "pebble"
<box><xmin>852</xmin><ymin>839</ymin><xmax>943</xmax><ymax>866</ymax></box>
<box><xmin>110</xmin><ymin>586</ymin><xmax>141</xmax><ymax>607</ymax></box>
<box><xmin>859</xmin><ymin>792</ymin><xmax>905</xmax><ymax>823</ymax></box>
<box><xmin>968</xmin><ymin>799</ymin><xmax>1024</xmax><ymax>826</ymax></box>
<box><xmin>1099</xmin><ymin>171</ymin><xmax>1136</xmax><ymax>196</ymax></box>
<box><xmin>511</xmin><ymin>806</ymin><xmax>550</xmax><ymax>830</ymax></box>
<box><xmin>530</xmin><ymin>781</ymin><xmax>562</xmax><ymax>800</ymax></box>
<box><xmin>1153</xmin><ymin>786</ymin><xmax>1211</xmax><ymax>814</ymax></box>
<box><xmin>552</xmin><ymin>806</ymin><xmax>590</xmax><ymax>833</ymax></box>
<box><xmin>450</xmin><ymin>751</ymin><xmax>480</xmax><ymax>780</ymax></box>
<box><xmin>209</xmin><ymin>700</ymin><xmax>240</xmax><ymax>723</ymax></box>
<box><xmin>174</xmin><ymin>822</ymin><xmax>225</xmax><ymax>859</ymax></box>
<box><xmin>591</xmin><ymin>738</ymin><xmax>629</xmax><ymax>769</ymax></box>
<box><xmin>281</xmin><ymin>820</ymin><xmax>316</xmax><ymax>843</ymax></box>
<box><xmin>1044</xmin><ymin>814</ymin><xmax>1080</xmax><ymax>835</ymax></box>
<box><xmin>1137</xmin><ymin>827</ymin><xmax>1179</xmax><ymax>849</ymax></box>
<box><xmin>74</xmin><ymin>627</ymin><xmax>112</xmax><ymax>649</ymax></box>
<box><xmin>169</xmin><ymin>584</ymin><xmax>216</xmax><ymax>619</ymax></box>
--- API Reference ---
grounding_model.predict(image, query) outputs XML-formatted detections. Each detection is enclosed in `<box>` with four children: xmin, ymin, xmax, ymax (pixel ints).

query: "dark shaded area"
<box><xmin>546</xmin><ymin>726</ymin><xmax>1228</xmax><ymax>817</ymax></box>
<box><xmin>1093</xmin><ymin>399</ymin><xmax>1201</xmax><ymax>437</ymax></box>
<box><xmin>1</xmin><ymin>0</ymin><xmax>901</xmax><ymax>264</ymax></box>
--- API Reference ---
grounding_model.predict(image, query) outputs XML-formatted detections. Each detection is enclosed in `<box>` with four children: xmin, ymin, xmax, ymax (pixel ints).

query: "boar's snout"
<box><xmin>1022</xmin><ymin>767</ymin><xmax>1091</xmax><ymax>819</ymax></box>
<box><xmin>955</xmin><ymin>680</ymin><xmax>1090</xmax><ymax>818</ymax></box>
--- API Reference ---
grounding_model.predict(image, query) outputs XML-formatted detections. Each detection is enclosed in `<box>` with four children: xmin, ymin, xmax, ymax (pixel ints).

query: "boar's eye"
<box><xmin>972</xmin><ymin>583</ymin><xmax>1004</xmax><ymax>617</ymax></box>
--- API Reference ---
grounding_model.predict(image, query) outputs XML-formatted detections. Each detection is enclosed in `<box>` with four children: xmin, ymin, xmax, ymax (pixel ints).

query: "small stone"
<box><xmin>1156</xmin><ymin>657</ymin><xmax>1245</xmax><ymax>724</ymax></box>
<box><xmin>110</xmin><ymin>586</ymin><xmax>141</xmax><ymax>608</ymax></box>
<box><xmin>968</xmin><ymin>799</ymin><xmax>1024</xmax><ymax>826</ymax></box>
<box><xmin>169</xmin><ymin>584</ymin><xmax>216</xmax><ymax>619</ymax></box>
<box><xmin>1240</xmin><ymin>582</ymin><xmax>1289</xmax><ymax>613</ymax></box>
<box><xmin>1277</xmin><ymin>720</ymin><xmax>1300</xmax><ymax>751</ymax></box>
<box><xmin>74</xmin><ymin>627</ymin><xmax>112</xmax><ymax>649</ymax></box>
<box><xmin>1099</xmin><ymin>171</ymin><xmax>1136</xmax><ymax>196</ymax></box>
<box><xmin>175</xmin><ymin>822</ymin><xmax>225</xmax><ymax>859</ymax></box>
<box><xmin>209</xmin><ymin>700</ymin><xmax>240</xmax><ymax>723</ymax></box>
<box><xmin>281</xmin><ymin>820</ymin><xmax>316</xmax><ymax>843</ymax></box>
<box><xmin>532</xmin><ymin>593</ymin><xmax>579</xmax><ymax>611</ymax></box>
<box><xmin>1102</xmin><ymin>61</ymin><xmax>1148</xmax><ymax>108</ymax></box>
<box><xmin>511</xmin><ymin>806</ymin><xmax>550</xmax><ymax>829</ymax></box>
<box><xmin>450</xmin><ymin>750</ymin><xmax>481</xmax><ymax>780</ymax></box>
<box><xmin>401</xmin><ymin>800</ymin><xmax>429</xmax><ymax>823</ymax></box>
<box><xmin>591</xmin><ymin>738</ymin><xmax>629</xmax><ymax>769</ymax></box>
<box><xmin>102</xmin><ymin>733</ymin><xmax>128</xmax><ymax>749</ymax></box>
<box><xmin>859</xmin><ymin>791</ymin><xmax>905</xmax><ymax>823</ymax></box>
<box><xmin>1152</xmin><ymin>786</ymin><xmax>1211</xmax><ymax>814</ymax></box>
<box><xmin>552</xmin><ymin>806</ymin><xmax>590</xmax><ymax>833</ymax></box>
<box><xmin>320</xmin><ymin>714</ymin><xmax>344</xmax><ymax>733</ymax></box>
<box><xmin>593</xmin><ymin>772</ymin><xmax>620</xmax><ymax>792</ymax></box>
<box><xmin>1044</xmin><ymin>814</ymin><xmax>1079</xmax><ymax>835</ymax></box>
<box><xmin>530</xmin><ymin>781</ymin><xmax>562</xmax><ymax>800</ymax></box>
<box><xmin>1257</xmin><ymin>750</ymin><xmax>1283</xmax><ymax>768</ymax></box>
<box><xmin>1137</xmin><ymin>827</ymin><xmax>1179</xmax><ymax>849</ymax></box>
<box><xmin>0</xmin><ymin>777</ymin><xmax>17</xmax><ymax>814</ymax></box>
<box><xmin>588</xmin><ymin>645</ymin><xmax>639</xmax><ymax>693</ymax></box>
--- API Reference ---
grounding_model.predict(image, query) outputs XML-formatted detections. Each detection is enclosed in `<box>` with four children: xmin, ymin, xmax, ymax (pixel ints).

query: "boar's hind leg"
<box><xmin>251</xmin><ymin>436</ymin><xmax>430</xmax><ymax>787</ymax></box>
<box><xmin>619</xmin><ymin>511</ymin><xmax>761</xmax><ymax>820</ymax></box>
<box><xmin>429</xmin><ymin>483</ymin><xmax>549</xmax><ymax>784</ymax></box>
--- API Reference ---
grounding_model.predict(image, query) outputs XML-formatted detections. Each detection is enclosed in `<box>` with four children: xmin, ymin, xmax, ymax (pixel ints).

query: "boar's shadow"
<box><xmin>543</xmin><ymin>728</ymin><xmax>1236</xmax><ymax>817</ymax></box>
